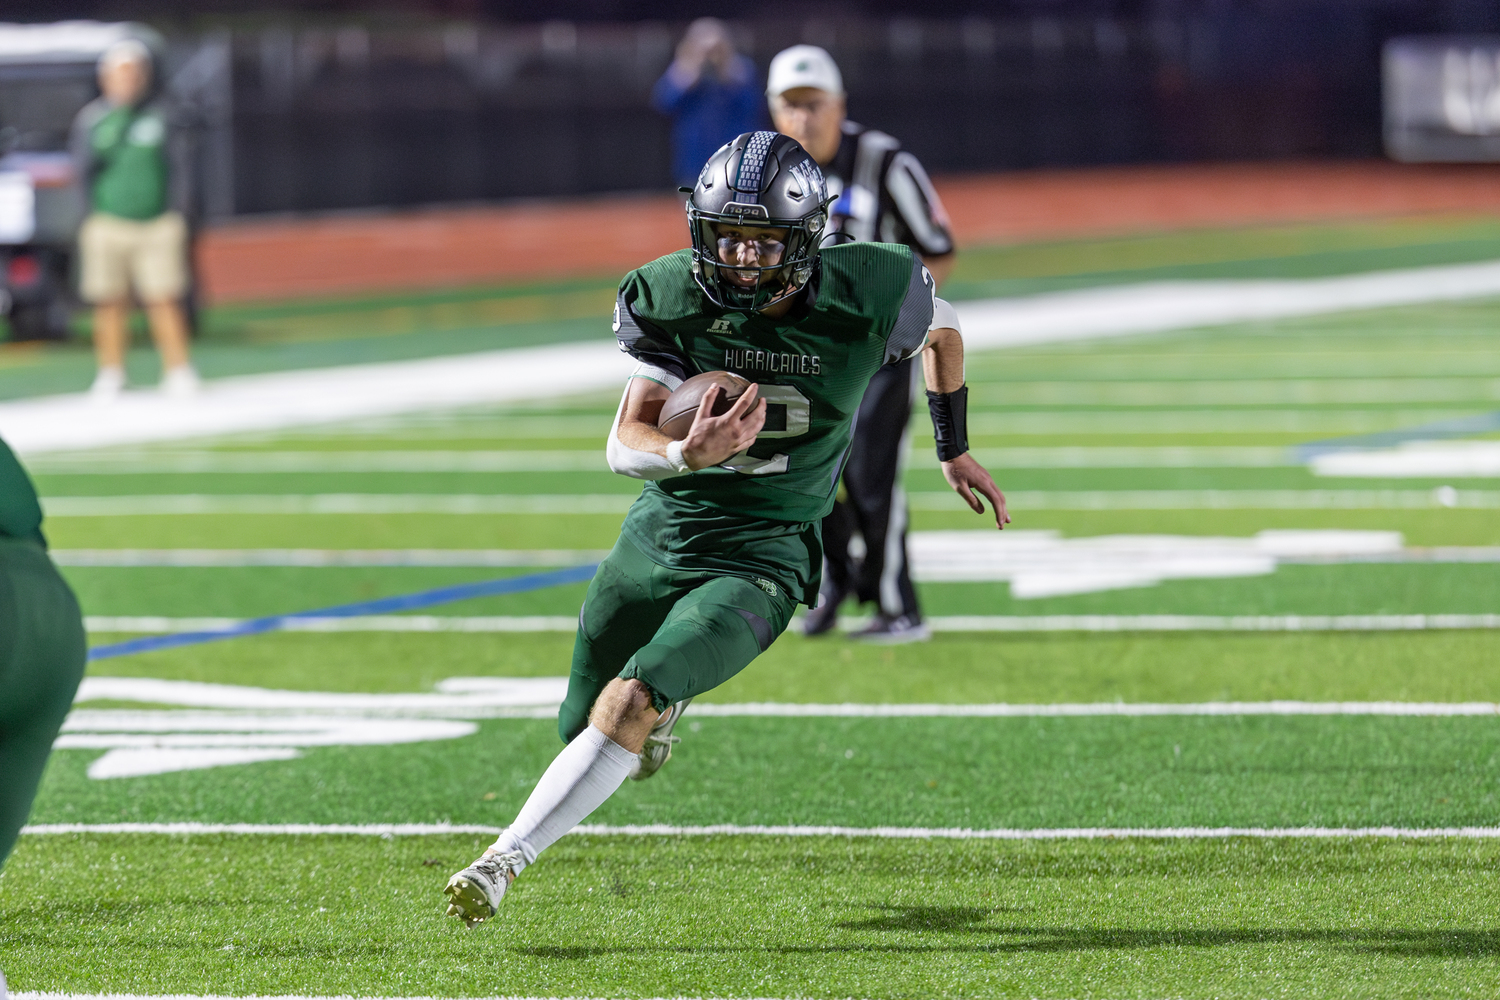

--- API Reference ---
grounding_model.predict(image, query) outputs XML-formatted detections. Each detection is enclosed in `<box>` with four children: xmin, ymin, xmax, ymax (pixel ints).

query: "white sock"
<box><xmin>489</xmin><ymin>725</ymin><xmax>636</xmax><ymax>872</ymax></box>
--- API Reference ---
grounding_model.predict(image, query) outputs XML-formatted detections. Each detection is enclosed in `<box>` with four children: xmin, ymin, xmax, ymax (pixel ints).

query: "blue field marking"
<box><xmin>1294</xmin><ymin>410</ymin><xmax>1500</xmax><ymax>461</ymax></box>
<box><xmin>86</xmin><ymin>563</ymin><xmax>599</xmax><ymax>661</ymax></box>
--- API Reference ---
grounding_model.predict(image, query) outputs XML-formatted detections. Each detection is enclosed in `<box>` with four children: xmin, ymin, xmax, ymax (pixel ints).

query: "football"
<box><xmin>656</xmin><ymin>371</ymin><xmax>752</xmax><ymax>440</ymax></box>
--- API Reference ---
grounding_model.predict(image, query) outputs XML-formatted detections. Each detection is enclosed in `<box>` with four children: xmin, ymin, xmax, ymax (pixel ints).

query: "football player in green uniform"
<box><xmin>0</xmin><ymin>436</ymin><xmax>89</xmax><ymax>994</ymax></box>
<box><xmin>445</xmin><ymin>131</ymin><xmax>1006</xmax><ymax>927</ymax></box>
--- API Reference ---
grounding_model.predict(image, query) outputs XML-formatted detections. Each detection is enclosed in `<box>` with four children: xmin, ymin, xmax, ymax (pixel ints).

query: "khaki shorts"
<box><xmin>78</xmin><ymin>210</ymin><xmax>188</xmax><ymax>304</ymax></box>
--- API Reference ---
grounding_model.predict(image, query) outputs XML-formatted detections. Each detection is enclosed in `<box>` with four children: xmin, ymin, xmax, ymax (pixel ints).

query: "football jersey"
<box><xmin>611</xmin><ymin>242</ymin><xmax>934</xmax><ymax>603</ymax></box>
<box><xmin>0</xmin><ymin>436</ymin><xmax>45</xmax><ymax>547</ymax></box>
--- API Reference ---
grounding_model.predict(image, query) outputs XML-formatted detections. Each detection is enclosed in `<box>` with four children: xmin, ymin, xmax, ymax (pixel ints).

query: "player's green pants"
<box><xmin>0</xmin><ymin>537</ymin><xmax>86</xmax><ymax>865</ymax></box>
<box><xmin>559</xmin><ymin>533</ymin><xmax>796</xmax><ymax>742</ymax></box>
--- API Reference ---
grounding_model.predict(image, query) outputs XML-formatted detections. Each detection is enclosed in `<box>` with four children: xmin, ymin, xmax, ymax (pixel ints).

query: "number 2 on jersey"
<box><xmin>719</xmin><ymin>384</ymin><xmax>810</xmax><ymax>476</ymax></box>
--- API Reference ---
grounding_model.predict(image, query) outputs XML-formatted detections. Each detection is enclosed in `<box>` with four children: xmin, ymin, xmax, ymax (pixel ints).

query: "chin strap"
<box><xmin>926</xmin><ymin>385</ymin><xmax>970</xmax><ymax>462</ymax></box>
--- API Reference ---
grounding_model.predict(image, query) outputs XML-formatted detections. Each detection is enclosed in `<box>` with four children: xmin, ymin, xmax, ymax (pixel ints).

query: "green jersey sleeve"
<box><xmin>613</xmin><ymin>251</ymin><xmax>700</xmax><ymax>385</ymax></box>
<box><xmin>886</xmin><ymin>253</ymin><xmax>937</xmax><ymax>363</ymax></box>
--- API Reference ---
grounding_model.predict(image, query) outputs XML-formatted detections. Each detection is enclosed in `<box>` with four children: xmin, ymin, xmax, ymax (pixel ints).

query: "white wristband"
<box><xmin>665</xmin><ymin>439</ymin><xmax>691</xmax><ymax>474</ymax></box>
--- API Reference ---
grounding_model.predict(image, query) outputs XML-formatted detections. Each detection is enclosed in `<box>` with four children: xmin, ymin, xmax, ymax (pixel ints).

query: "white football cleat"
<box><xmin>444</xmin><ymin>848</ymin><xmax>521</xmax><ymax>928</ymax></box>
<box><xmin>632</xmin><ymin>697</ymin><xmax>693</xmax><ymax>781</ymax></box>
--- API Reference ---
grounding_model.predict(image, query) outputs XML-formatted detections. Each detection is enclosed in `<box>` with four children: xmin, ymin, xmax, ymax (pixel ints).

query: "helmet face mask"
<box><xmin>687</xmin><ymin>132</ymin><xmax>830</xmax><ymax>313</ymax></box>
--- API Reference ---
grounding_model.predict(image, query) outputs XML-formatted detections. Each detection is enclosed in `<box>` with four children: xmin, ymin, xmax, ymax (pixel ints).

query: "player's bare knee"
<box><xmin>589</xmin><ymin>678</ymin><xmax>656</xmax><ymax>731</ymax></box>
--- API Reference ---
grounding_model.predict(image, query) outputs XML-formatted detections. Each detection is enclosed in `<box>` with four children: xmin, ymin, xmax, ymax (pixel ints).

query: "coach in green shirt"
<box><xmin>71</xmin><ymin>37</ymin><xmax>198</xmax><ymax>400</ymax></box>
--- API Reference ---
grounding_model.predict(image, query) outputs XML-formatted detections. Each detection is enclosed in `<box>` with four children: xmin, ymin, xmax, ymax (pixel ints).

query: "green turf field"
<box><xmin>6</xmin><ymin>219</ymin><xmax>1500</xmax><ymax>997</ymax></box>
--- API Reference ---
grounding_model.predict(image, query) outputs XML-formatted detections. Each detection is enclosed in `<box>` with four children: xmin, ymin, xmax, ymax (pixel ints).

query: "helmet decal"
<box><xmin>686</xmin><ymin>132</ymin><xmax>830</xmax><ymax>313</ymax></box>
<box><xmin>787</xmin><ymin>158</ymin><xmax>827</xmax><ymax>204</ymax></box>
<box><xmin>733</xmin><ymin>131</ymin><xmax>779</xmax><ymax>198</ymax></box>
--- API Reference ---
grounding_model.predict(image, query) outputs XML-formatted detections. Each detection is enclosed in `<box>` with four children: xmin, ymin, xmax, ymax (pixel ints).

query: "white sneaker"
<box><xmin>1</xmin><ymin>966</ymin><xmax>8</xmax><ymax>1000</ymax></box>
<box><xmin>161</xmin><ymin>364</ymin><xmax>200</xmax><ymax>397</ymax></box>
<box><xmin>89</xmin><ymin>366</ymin><xmax>125</xmax><ymax>403</ymax></box>
<box><xmin>631</xmin><ymin>697</ymin><xmax>693</xmax><ymax>781</ymax></box>
<box><xmin>444</xmin><ymin>848</ymin><xmax>521</xmax><ymax>928</ymax></box>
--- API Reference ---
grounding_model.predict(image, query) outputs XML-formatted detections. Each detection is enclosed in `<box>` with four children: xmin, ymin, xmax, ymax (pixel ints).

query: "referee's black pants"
<box><xmin>819</xmin><ymin>357</ymin><xmax>921</xmax><ymax>621</ymax></box>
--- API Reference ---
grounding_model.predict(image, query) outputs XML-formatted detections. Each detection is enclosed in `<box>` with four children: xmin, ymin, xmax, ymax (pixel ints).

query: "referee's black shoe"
<box><xmin>802</xmin><ymin>592</ymin><xmax>844</xmax><ymax>637</ymax></box>
<box><xmin>851</xmin><ymin>613</ymin><xmax>931</xmax><ymax>644</ymax></box>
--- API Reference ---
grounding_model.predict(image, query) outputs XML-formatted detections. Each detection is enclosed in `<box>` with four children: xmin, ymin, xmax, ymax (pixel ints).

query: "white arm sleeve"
<box><xmin>931</xmin><ymin>296</ymin><xmax>961</xmax><ymax>333</ymax></box>
<box><xmin>605</xmin><ymin>363</ymin><xmax>693</xmax><ymax>480</ymax></box>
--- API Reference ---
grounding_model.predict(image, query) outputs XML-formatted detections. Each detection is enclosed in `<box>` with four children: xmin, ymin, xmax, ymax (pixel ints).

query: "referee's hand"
<box><xmin>941</xmin><ymin>454</ymin><xmax>1010</xmax><ymax>530</ymax></box>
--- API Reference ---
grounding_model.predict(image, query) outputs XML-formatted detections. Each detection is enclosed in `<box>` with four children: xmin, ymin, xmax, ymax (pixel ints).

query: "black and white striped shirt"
<box><xmin>821</xmin><ymin>119</ymin><xmax>954</xmax><ymax>258</ymax></box>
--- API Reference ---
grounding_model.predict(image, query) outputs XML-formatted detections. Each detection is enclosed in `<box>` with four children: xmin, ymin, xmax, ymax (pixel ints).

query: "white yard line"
<box><xmin>41</xmin><ymin>494</ymin><xmax>638</xmax><ymax>515</ymax></box>
<box><xmin>41</xmin><ymin>489</ymin><xmax>1500</xmax><ymax>517</ymax></box>
<box><xmin>8</xmin><ymin>259</ymin><xmax>1500</xmax><ymax>455</ymax></box>
<box><xmin>681</xmin><ymin>701</ymin><xmax>1500</xmax><ymax>717</ymax></box>
<box><xmin>19</xmin><ymin>822</ymin><xmax>1500</xmax><ymax>839</ymax></box>
<box><xmin>27</xmin><ymin>450</ymin><xmax>612</xmax><ymax>474</ymax></box>
<box><xmin>25</xmin><ymin>444</ymin><xmax>1296</xmax><ymax>473</ymax></box>
<box><xmin>83</xmin><ymin>613</ymin><xmax>1500</xmax><ymax>634</ymax></box>
<box><xmin>0</xmin><ymin>341</ymin><xmax>632</xmax><ymax>456</ymax></box>
<box><xmin>955</xmin><ymin>258</ymin><xmax>1500</xmax><ymax>350</ymax></box>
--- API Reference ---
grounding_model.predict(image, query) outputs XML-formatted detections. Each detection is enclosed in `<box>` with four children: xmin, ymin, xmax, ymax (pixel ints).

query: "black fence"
<box><xmin>213</xmin><ymin>8</ymin><xmax>1449</xmax><ymax>216</ymax></box>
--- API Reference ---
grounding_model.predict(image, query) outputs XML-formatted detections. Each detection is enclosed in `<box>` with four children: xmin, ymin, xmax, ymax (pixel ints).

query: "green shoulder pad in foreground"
<box><xmin>0</xmin><ymin>436</ymin><xmax>44</xmax><ymax>547</ymax></box>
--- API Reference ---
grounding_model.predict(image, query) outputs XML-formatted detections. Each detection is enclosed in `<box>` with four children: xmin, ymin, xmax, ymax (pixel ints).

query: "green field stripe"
<box><xmin>25</xmin><ymin>445</ymin><xmax>1302</xmax><ymax>473</ymax></box>
<box><xmin>33</xmin><ymin>471</ymin><xmax>1500</xmax><ymax>500</ymax></box>
<box><xmin>916</xmin><ymin>562</ymin><xmax>1500</xmax><ymax>617</ymax></box>
<box><xmin>947</xmin><ymin>214</ymin><xmax>1500</xmax><ymax>290</ymax></box>
<box><xmin>909</xmin><ymin>469</ymin><xmax>1492</xmax><ymax>491</ymax></box>
<box><xmin>920</xmin><ymin>489</ymin><xmax>1500</xmax><ymax>509</ymax></box>
<box><xmin>84</xmin><ymin>614</ymin><xmax>582</xmax><ymax>633</ymax></box>
<box><xmin>962</xmin><ymin>409</ymin><xmax>1488</xmax><ymax>435</ymax></box>
<box><xmin>969</xmin><ymin>377</ymin><xmax>1500</xmax><ymax>406</ymax></box>
<box><xmin>29</xmin><ymin>715</ymin><xmax>1500</xmax><ymax>828</ymax></box>
<box><xmin>62</xmin><ymin>566</ymin><xmax>592</xmax><ymax>619</ymax></box>
<box><xmin>27</xmin><ymin>450</ymin><xmax>613</xmax><ymax>474</ymax></box>
<box><xmin>31</xmin><ymin>473</ymin><xmax>637</xmax><ymax>497</ymax></box>
<box><xmin>20</xmin><ymin>821</ymin><xmax>1500</xmax><ymax>837</ymax></box>
<box><xmin>57</xmin><ymin>562</ymin><xmax>1500</xmax><ymax>619</ymax></box>
<box><xmin>7</xmin><ymin>835</ymin><xmax>1498</xmax><ymax>998</ymax></box>
<box><xmin>37</xmin><ymin>489</ymin><xmax>1500</xmax><ymax>517</ymax></box>
<box><xmin>41</xmin><ymin>494</ymin><xmax>639</xmax><ymax>515</ymax></box>
<box><xmin>924</xmin><ymin>508</ymin><xmax>1500</xmax><ymax>547</ymax></box>
<box><xmin>42</xmin><ymin>512</ymin><xmax>635</xmax><ymax>550</ymax></box>
<box><xmin>53</xmin><ymin>548</ymin><xmax>610</xmax><ymax>567</ymax></box>
<box><xmin>77</xmin><ymin>630</ymin><xmax>1500</xmax><ymax>703</ymax></box>
<box><xmin>78</xmin><ymin>613</ymin><xmax>1500</xmax><ymax>635</ymax></box>
<box><xmin>39</xmin><ymin>509</ymin><xmax>1500</xmax><ymax>550</ymax></box>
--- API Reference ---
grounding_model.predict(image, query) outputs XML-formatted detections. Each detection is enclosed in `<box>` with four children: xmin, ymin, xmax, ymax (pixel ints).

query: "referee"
<box><xmin>768</xmin><ymin>45</ymin><xmax>956</xmax><ymax>642</ymax></box>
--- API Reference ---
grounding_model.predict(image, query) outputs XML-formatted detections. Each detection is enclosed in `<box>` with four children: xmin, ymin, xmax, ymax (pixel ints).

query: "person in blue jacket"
<box><xmin>652</xmin><ymin>19</ymin><xmax>765</xmax><ymax>189</ymax></box>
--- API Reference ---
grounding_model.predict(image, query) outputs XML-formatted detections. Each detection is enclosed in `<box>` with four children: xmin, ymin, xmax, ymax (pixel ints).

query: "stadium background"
<box><xmin>4</xmin><ymin>1</ymin><xmax>1500</xmax><ymax>998</ymax></box>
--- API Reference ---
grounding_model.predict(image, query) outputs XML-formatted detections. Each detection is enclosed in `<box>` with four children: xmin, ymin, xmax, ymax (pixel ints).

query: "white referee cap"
<box><xmin>767</xmin><ymin>45</ymin><xmax>844</xmax><ymax>98</ymax></box>
<box><xmin>99</xmin><ymin>38</ymin><xmax>152</xmax><ymax>72</ymax></box>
